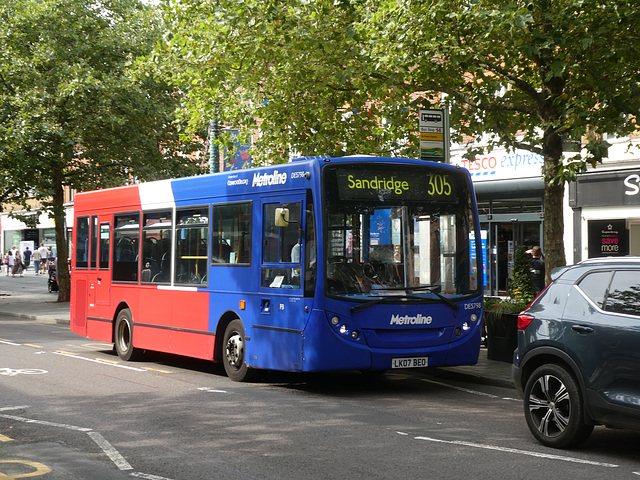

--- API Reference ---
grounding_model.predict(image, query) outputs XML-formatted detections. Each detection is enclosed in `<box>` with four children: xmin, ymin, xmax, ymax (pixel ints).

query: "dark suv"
<box><xmin>512</xmin><ymin>257</ymin><xmax>640</xmax><ymax>448</ymax></box>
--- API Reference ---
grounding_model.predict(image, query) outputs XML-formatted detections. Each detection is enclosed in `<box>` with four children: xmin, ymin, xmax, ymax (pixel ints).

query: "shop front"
<box><xmin>0</xmin><ymin>209</ymin><xmax>72</xmax><ymax>259</ymax></box>
<box><xmin>569</xmin><ymin>169</ymin><xmax>640</xmax><ymax>262</ymax></box>
<box><xmin>452</xmin><ymin>148</ymin><xmax>544</xmax><ymax>296</ymax></box>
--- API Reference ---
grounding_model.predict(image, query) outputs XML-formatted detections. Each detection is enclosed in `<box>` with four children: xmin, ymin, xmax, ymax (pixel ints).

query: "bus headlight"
<box><xmin>331</xmin><ymin>316</ymin><xmax>340</xmax><ymax>325</ymax></box>
<box><xmin>470</xmin><ymin>313</ymin><xmax>478</xmax><ymax>323</ymax></box>
<box><xmin>462</xmin><ymin>321</ymin><xmax>471</xmax><ymax>331</ymax></box>
<box><xmin>351</xmin><ymin>330</ymin><xmax>359</xmax><ymax>340</ymax></box>
<box><xmin>340</xmin><ymin>324</ymin><xmax>349</xmax><ymax>334</ymax></box>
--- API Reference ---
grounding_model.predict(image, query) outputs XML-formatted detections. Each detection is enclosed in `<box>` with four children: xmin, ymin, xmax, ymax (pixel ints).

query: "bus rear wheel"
<box><xmin>222</xmin><ymin>319</ymin><xmax>253</xmax><ymax>382</ymax></box>
<box><xmin>114</xmin><ymin>308</ymin><xmax>141</xmax><ymax>361</ymax></box>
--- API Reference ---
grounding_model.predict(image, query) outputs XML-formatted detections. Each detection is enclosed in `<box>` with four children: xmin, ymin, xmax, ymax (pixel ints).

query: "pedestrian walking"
<box><xmin>38</xmin><ymin>243</ymin><xmax>48</xmax><ymax>273</ymax></box>
<box><xmin>32</xmin><ymin>247</ymin><xmax>42</xmax><ymax>275</ymax></box>
<box><xmin>12</xmin><ymin>250</ymin><xmax>23</xmax><ymax>277</ymax></box>
<box><xmin>7</xmin><ymin>249</ymin><xmax>15</xmax><ymax>276</ymax></box>
<box><xmin>22</xmin><ymin>246</ymin><xmax>32</xmax><ymax>273</ymax></box>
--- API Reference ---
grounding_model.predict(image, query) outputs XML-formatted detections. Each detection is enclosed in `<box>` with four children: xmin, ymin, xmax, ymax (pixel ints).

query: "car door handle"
<box><xmin>572</xmin><ymin>325</ymin><xmax>594</xmax><ymax>334</ymax></box>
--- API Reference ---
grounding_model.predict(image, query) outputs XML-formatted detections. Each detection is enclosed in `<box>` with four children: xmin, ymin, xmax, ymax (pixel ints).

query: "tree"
<box><xmin>157</xmin><ymin>0</ymin><xmax>412</xmax><ymax>164</ymax></box>
<box><xmin>0</xmin><ymin>0</ymin><xmax>203</xmax><ymax>301</ymax></box>
<box><xmin>363</xmin><ymin>0</ymin><xmax>640</xmax><ymax>280</ymax></box>
<box><xmin>160</xmin><ymin>0</ymin><xmax>640</xmax><ymax>277</ymax></box>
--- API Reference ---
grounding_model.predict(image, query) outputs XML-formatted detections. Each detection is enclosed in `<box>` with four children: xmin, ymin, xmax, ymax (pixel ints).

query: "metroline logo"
<box><xmin>390</xmin><ymin>314</ymin><xmax>433</xmax><ymax>325</ymax></box>
<box><xmin>252</xmin><ymin>170</ymin><xmax>287</xmax><ymax>187</ymax></box>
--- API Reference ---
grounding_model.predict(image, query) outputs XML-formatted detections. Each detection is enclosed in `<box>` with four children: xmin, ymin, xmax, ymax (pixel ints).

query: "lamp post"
<box><xmin>209</xmin><ymin>118</ymin><xmax>220</xmax><ymax>174</ymax></box>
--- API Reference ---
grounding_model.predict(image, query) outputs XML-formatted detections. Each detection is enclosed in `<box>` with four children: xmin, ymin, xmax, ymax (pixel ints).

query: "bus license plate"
<box><xmin>391</xmin><ymin>357</ymin><xmax>429</xmax><ymax>368</ymax></box>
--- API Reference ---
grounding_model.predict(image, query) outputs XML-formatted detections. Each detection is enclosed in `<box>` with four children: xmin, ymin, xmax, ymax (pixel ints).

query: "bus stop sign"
<box><xmin>419</xmin><ymin>109</ymin><xmax>448</xmax><ymax>162</ymax></box>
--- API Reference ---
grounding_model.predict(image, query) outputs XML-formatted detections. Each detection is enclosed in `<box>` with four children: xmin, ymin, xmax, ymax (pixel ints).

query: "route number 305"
<box><xmin>428</xmin><ymin>174</ymin><xmax>452</xmax><ymax>196</ymax></box>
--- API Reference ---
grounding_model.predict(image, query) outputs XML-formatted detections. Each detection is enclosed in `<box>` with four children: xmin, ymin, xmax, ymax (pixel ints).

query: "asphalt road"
<box><xmin>2</xmin><ymin>316</ymin><xmax>640</xmax><ymax>480</ymax></box>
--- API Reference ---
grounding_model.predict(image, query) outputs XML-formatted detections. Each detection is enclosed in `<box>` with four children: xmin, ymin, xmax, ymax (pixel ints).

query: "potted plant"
<box><xmin>484</xmin><ymin>245</ymin><xmax>536</xmax><ymax>362</ymax></box>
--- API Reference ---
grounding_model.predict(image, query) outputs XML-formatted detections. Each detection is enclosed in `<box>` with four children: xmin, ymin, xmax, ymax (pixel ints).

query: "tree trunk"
<box><xmin>52</xmin><ymin>169</ymin><xmax>71</xmax><ymax>303</ymax></box>
<box><xmin>542</xmin><ymin>128</ymin><xmax>566</xmax><ymax>286</ymax></box>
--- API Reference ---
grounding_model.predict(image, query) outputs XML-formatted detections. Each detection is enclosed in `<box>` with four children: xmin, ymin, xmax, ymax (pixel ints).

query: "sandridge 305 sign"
<box><xmin>328</xmin><ymin>164</ymin><xmax>466</xmax><ymax>203</ymax></box>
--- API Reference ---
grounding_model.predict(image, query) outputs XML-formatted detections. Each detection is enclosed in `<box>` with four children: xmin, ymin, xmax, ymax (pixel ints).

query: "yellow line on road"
<box><xmin>23</xmin><ymin>344</ymin><xmax>43</xmax><ymax>349</ymax></box>
<box><xmin>55</xmin><ymin>350</ymin><xmax>78</xmax><ymax>356</ymax></box>
<box><xmin>142</xmin><ymin>367</ymin><xmax>174</xmax><ymax>374</ymax></box>
<box><xmin>83</xmin><ymin>342</ymin><xmax>113</xmax><ymax>348</ymax></box>
<box><xmin>95</xmin><ymin>358</ymin><xmax>120</xmax><ymax>365</ymax></box>
<box><xmin>0</xmin><ymin>434</ymin><xmax>13</xmax><ymax>442</ymax></box>
<box><xmin>0</xmin><ymin>460</ymin><xmax>52</xmax><ymax>478</ymax></box>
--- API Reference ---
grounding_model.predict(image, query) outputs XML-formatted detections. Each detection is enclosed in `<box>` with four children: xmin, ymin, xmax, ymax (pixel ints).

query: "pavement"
<box><xmin>0</xmin><ymin>265</ymin><xmax>515</xmax><ymax>389</ymax></box>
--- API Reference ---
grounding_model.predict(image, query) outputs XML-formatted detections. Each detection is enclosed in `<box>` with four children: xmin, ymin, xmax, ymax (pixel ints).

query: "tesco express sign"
<box><xmin>452</xmin><ymin>149</ymin><xmax>544</xmax><ymax>181</ymax></box>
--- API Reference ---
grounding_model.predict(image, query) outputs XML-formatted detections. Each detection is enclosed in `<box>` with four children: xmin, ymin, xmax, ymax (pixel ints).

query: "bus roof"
<box><xmin>73</xmin><ymin>156</ymin><xmax>468</xmax><ymax>214</ymax></box>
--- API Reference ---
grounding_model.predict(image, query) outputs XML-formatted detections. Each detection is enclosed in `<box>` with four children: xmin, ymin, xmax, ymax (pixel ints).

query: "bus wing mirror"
<box><xmin>275</xmin><ymin>208</ymin><xmax>290</xmax><ymax>227</ymax></box>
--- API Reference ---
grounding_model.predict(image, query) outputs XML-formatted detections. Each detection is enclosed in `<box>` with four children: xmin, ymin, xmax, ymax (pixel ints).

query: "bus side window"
<box><xmin>304</xmin><ymin>191</ymin><xmax>316</xmax><ymax>298</ymax></box>
<box><xmin>141</xmin><ymin>211</ymin><xmax>172</xmax><ymax>284</ymax></box>
<box><xmin>261</xmin><ymin>201</ymin><xmax>301</xmax><ymax>289</ymax></box>
<box><xmin>175</xmin><ymin>207</ymin><xmax>209</xmax><ymax>285</ymax></box>
<box><xmin>211</xmin><ymin>202</ymin><xmax>252</xmax><ymax>265</ymax></box>
<box><xmin>99</xmin><ymin>222</ymin><xmax>110</xmax><ymax>270</ymax></box>
<box><xmin>113</xmin><ymin>213</ymin><xmax>140</xmax><ymax>282</ymax></box>
<box><xmin>90</xmin><ymin>215</ymin><xmax>98</xmax><ymax>269</ymax></box>
<box><xmin>75</xmin><ymin>216</ymin><xmax>90</xmax><ymax>269</ymax></box>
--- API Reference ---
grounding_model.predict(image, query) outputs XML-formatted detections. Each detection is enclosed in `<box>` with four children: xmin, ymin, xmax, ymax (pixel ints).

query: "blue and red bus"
<box><xmin>70</xmin><ymin>155</ymin><xmax>483</xmax><ymax>381</ymax></box>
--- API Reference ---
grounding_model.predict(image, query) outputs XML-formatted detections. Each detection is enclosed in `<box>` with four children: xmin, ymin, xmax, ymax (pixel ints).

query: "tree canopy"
<box><xmin>161</xmin><ymin>0</ymin><xmax>640</xmax><ymax>277</ymax></box>
<box><xmin>0</xmin><ymin>0</ymin><xmax>203</xmax><ymax>301</ymax></box>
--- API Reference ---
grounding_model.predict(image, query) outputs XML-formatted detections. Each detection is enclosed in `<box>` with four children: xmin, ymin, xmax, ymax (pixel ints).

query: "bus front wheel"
<box><xmin>222</xmin><ymin>319</ymin><xmax>253</xmax><ymax>382</ymax></box>
<box><xmin>114</xmin><ymin>308</ymin><xmax>142</xmax><ymax>361</ymax></box>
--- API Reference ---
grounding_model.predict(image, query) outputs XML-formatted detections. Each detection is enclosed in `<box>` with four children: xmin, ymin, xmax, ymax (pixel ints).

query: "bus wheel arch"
<box><xmin>113</xmin><ymin>304</ymin><xmax>142</xmax><ymax>362</ymax></box>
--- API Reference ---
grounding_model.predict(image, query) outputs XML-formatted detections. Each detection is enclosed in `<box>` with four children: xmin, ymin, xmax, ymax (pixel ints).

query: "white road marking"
<box><xmin>197</xmin><ymin>387</ymin><xmax>228</xmax><ymax>394</ymax></box>
<box><xmin>0</xmin><ymin>368</ymin><xmax>48</xmax><ymax>376</ymax></box>
<box><xmin>421</xmin><ymin>378</ymin><xmax>501</xmax><ymax>398</ymax></box>
<box><xmin>54</xmin><ymin>351</ymin><xmax>147</xmax><ymax>371</ymax></box>
<box><xmin>0</xmin><ymin>339</ymin><xmax>21</xmax><ymax>346</ymax></box>
<box><xmin>130</xmin><ymin>472</ymin><xmax>177</xmax><ymax>480</ymax></box>
<box><xmin>0</xmin><ymin>412</ymin><xmax>174</xmax><ymax>479</ymax></box>
<box><xmin>413</xmin><ymin>435</ymin><xmax>619</xmax><ymax>468</ymax></box>
<box><xmin>87</xmin><ymin>431</ymin><xmax>133</xmax><ymax>470</ymax></box>
<box><xmin>0</xmin><ymin>406</ymin><xmax>30</xmax><ymax>412</ymax></box>
<box><xmin>0</xmin><ymin>413</ymin><xmax>92</xmax><ymax>432</ymax></box>
<box><xmin>421</xmin><ymin>378</ymin><xmax>521</xmax><ymax>402</ymax></box>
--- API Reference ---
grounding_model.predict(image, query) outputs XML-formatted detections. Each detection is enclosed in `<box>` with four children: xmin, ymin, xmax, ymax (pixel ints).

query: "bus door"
<box><xmin>74</xmin><ymin>216</ymin><xmax>112</xmax><ymax>337</ymax></box>
<box><xmin>86</xmin><ymin>219</ymin><xmax>112</xmax><ymax>339</ymax></box>
<box><xmin>252</xmin><ymin>195</ymin><xmax>316</xmax><ymax>371</ymax></box>
<box><xmin>93</xmin><ymin>220</ymin><xmax>112</xmax><ymax>308</ymax></box>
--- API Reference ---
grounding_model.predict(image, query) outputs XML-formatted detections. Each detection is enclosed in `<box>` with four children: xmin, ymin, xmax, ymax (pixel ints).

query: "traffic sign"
<box><xmin>419</xmin><ymin>109</ymin><xmax>449</xmax><ymax>162</ymax></box>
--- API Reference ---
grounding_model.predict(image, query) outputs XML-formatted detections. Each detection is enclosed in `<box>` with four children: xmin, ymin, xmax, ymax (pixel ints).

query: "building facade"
<box><xmin>451</xmin><ymin>145</ymin><xmax>545</xmax><ymax>296</ymax></box>
<box><xmin>451</xmin><ymin>134</ymin><xmax>640</xmax><ymax>296</ymax></box>
<box><xmin>1</xmin><ymin>204</ymin><xmax>74</xmax><ymax>260</ymax></box>
<box><xmin>568</xmin><ymin>135</ymin><xmax>640</xmax><ymax>263</ymax></box>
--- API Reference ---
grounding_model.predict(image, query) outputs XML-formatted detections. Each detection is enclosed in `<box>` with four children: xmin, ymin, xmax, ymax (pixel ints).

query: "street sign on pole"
<box><xmin>419</xmin><ymin>108</ymin><xmax>449</xmax><ymax>162</ymax></box>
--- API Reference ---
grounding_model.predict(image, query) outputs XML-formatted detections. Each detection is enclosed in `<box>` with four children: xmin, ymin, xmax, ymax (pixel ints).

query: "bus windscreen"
<box><xmin>323</xmin><ymin>163</ymin><xmax>479</xmax><ymax>300</ymax></box>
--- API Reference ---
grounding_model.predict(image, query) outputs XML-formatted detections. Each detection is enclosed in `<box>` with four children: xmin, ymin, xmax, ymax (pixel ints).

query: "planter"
<box><xmin>484</xmin><ymin>311</ymin><xmax>518</xmax><ymax>363</ymax></box>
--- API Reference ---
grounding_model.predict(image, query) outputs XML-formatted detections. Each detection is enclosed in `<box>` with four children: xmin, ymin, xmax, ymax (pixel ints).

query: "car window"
<box><xmin>577</xmin><ymin>271</ymin><xmax>612</xmax><ymax>309</ymax></box>
<box><xmin>604</xmin><ymin>270</ymin><xmax>640</xmax><ymax>317</ymax></box>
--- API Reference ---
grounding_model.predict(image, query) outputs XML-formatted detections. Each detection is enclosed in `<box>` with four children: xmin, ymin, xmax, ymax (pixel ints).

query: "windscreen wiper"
<box><xmin>404</xmin><ymin>286</ymin><xmax>461</xmax><ymax>311</ymax></box>
<box><xmin>349</xmin><ymin>285</ymin><xmax>460</xmax><ymax>313</ymax></box>
<box><xmin>349</xmin><ymin>294</ymin><xmax>432</xmax><ymax>313</ymax></box>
